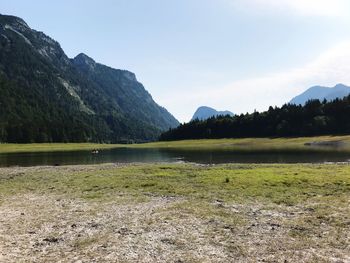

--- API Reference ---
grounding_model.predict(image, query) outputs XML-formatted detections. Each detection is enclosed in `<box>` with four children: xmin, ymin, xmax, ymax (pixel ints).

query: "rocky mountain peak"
<box><xmin>191</xmin><ymin>106</ymin><xmax>234</xmax><ymax>121</ymax></box>
<box><xmin>290</xmin><ymin>84</ymin><xmax>350</xmax><ymax>105</ymax></box>
<box><xmin>121</xmin><ymin>70</ymin><xmax>137</xmax><ymax>82</ymax></box>
<box><xmin>0</xmin><ymin>14</ymin><xmax>69</xmax><ymax>66</ymax></box>
<box><xmin>0</xmin><ymin>14</ymin><xmax>30</xmax><ymax>32</ymax></box>
<box><xmin>73</xmin><ymin>53</ymin><xmax>96</xmax><ymax>71</ymax></box>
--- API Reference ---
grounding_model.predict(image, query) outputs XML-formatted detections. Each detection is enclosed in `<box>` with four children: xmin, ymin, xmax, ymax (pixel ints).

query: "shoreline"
<box><xmin>1</xmin><ymin>135</ymin><xmax>350</xmax><ymax>154</ymax></box>
<box><xmin>1</xmin><ymin>160</ymin><xmax>350</xmax><ymax>169</ymax></box>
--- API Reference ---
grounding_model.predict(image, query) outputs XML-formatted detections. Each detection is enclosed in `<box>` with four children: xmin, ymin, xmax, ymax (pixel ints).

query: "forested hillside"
<box><xmin>0</xmin><ymin>14</ymin><xmax>178</xmax><ymax>143</ymax></box>
<box><xmin>160</xmin><ymin>96</ymin><xmax>350</xmax><ymax>140</ymax></box>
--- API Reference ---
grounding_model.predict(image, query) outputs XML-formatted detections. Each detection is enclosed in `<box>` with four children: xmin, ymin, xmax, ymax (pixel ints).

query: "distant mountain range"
<box><xmin>290</xmin><ymin>84</ymin><xmax>350</xmax><ymax>105</ymax></box>
<box><xmin>191</xmin><ymin>106</ymin><xmax>234</xmax><ymax>121</ymax></box>
<box><xmin>0</xmin><ymin>14</ymin><xmax>179</xmax><ymax>143</ymax></box>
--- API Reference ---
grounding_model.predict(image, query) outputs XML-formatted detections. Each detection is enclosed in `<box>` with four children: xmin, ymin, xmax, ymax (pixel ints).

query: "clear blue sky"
<box><xmin>2</xmin><ymin>0</ymin><xmax>350</xmax><ymax>122</ymax></box>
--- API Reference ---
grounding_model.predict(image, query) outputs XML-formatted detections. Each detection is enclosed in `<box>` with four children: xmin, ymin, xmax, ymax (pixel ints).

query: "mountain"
<box><xmin>191</xmin><ymin>106</ymin><xmax>234</xmax><ymax>121</ymax></box>
<box><xmin>0</xmin><ymin>14</ymin><xmax>179</xmax><ymax>143</ymax></box>
<box><xmin>290</xmin><ymin>84</ymin><xmax>350</xmax><ymax>105</ymax></box>
<box><xmin>160</xmin><ymin>95</ymin><xmax>350</xmax><ymax>141</ymax></box>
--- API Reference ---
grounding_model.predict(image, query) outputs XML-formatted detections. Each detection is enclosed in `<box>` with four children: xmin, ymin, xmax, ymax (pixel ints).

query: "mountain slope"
<box><xmin>0</xmin><ymin>14</ymin><xmax>178</xmax><ymax>143</ymax></box>
<box><xmin>72</xmin><ymin>53</ymin><xmax>177</xmax><ymax>131</ymax></box>
<box><xmin>290</xmin><ymin>84</ymin><xmax>350</xmax><ymax>105</ymax></box>
<box><xmin>191</xmin><ymin>106</ymin><xmax>234</xmax><ymax>121</ymax></box>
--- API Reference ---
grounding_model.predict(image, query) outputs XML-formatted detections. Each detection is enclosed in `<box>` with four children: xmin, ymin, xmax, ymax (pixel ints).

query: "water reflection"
<box><xmin>0</xmin><ymin>148</ymin><xmax>350</xmax><ymax>167</ymax></box>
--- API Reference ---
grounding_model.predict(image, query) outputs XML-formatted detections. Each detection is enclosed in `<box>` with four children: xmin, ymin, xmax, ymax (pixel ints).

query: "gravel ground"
<box><xmin>1</xmin><ymin>193</ymin><xmax>349</xmax><ymax>262</ymax></box>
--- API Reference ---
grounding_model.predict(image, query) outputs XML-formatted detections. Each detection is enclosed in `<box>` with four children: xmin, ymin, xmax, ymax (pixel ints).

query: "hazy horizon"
<box><xmin>2</xmin><ymin>0</ymin><xmax>350</xmax><ymax>122</ymax></box>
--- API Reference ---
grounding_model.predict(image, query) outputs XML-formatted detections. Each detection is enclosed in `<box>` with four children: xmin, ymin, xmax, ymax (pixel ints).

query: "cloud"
<box><xmin>160</xmin><ymin>41</ymin><xmax>350</xmax><ymax>122</ymax></box>
<box><xmin>208</xmin><ymin>40</ymin><xmax>350</xmax><ymax>108</ymax></box>
<box><xmin>227</xmin><ymin>0</ymin><xmax>349</xmax><ymax>17</ymax></box>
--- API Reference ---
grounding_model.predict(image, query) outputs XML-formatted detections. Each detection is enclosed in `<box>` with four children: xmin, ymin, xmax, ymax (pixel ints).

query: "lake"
<box><xmin>0</xmin><ymin>148</ymin><xmax>350</xmax><ymax>167</ymax></box>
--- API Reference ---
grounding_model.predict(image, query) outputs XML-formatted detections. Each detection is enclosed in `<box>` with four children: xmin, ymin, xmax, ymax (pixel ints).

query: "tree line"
<box><xmin>160</xmin><ymin>96</ymin><xmax>350</xmax><ymax>141</ymax></box>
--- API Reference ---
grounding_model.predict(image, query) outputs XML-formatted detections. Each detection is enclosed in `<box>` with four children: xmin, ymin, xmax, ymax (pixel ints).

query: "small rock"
<box><xmin>161</xmin><ymin>238</ymin><xmax>176</xmax><ymax>245</ymax></box>
<box><xmin>90</xmin><ymin>222</ymin><xmax>99</xmax><ymax>228</ymax></box>
<box><xmin>43</xmin><ymin>237</ymin><xmax>60</xmax><ymax>243</ymax></box>
<box><xmin>118</xmin><ymin>227</ymin><xmax>131</xmax><ymax>235</ymax></box>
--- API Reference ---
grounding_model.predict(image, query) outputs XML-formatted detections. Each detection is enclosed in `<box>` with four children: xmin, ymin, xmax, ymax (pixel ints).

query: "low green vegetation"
<box><xmin>134</xmin><ymin>135</ymin><xmax>350</xmax><ymax>152</ymax></box>
<box><xmin>0</xmin><ymin>143</ymin><xmax>122</xmax><ymax>154</ymax></box>
<box><xmin>1</xmin><ymin>135</ymin><xmax>350</xmax><ymax>154</ymax></box>
<box><xmin>1</xmin><ymin>163</ymin><xmax>349</xmax><ymax>205</ymax></box>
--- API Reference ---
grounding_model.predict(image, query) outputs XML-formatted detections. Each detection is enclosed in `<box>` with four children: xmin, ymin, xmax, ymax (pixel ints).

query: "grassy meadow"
<box><xmin>134</xmin><ymin>135</ymin><xmax>350</xmax><ymax>152</ymax></box>
<box><xmin>0</xmin><ymin>163</ymin><xmax>349</xmax><ymax>262</ymax></box>
<box><xmin>1</xmin><ymin>163</ymin><xmax>349</xmax><ymax>205</ymax></box>
<box><xmin>0</xmin><ymin>143</ymin><xmax>121</xmax><ymax>154</ymax></box>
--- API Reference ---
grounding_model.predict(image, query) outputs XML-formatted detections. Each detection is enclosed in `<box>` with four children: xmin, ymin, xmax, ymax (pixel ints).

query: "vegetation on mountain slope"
<box><xmin>0</xmin><ymin>14</ymin><xmax>178</xmax><ymax>143</ymax></box>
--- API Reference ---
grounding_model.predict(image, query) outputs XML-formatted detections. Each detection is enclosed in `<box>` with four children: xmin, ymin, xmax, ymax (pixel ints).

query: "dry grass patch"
<box><xmin>0</xmin><ymin>163</ymin><xmax>349</xmax><ymax>262</ymax></box>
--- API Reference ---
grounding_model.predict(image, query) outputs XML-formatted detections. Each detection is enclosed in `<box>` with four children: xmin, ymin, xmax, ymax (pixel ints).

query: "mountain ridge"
<box><xmin>0</xmin><ymin>14</ymin><xmax>179</xmax><ymax>143</ymax></box>
<box><xmin>290</xmin><ymin>84</ymin><xmax>350</xmax><ymax>105</ymax></box>
<box><xmin>191</xmin><ymin>106</ymin><xmax>234</xmax><ymax>121</ymax></box>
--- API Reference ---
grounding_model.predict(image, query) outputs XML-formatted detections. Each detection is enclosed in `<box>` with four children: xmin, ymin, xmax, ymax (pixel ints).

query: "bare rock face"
<box><xmin>73</xmin><ymin>53</ymin><xmax>97</xmax><ymax>71</ymax></box>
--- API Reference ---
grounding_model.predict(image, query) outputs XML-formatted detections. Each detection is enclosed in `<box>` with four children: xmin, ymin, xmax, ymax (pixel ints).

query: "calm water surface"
<box><xmin>0</xmin><ymin>148</ymin><xmax>350</xmax><ymax>167</ymax></box>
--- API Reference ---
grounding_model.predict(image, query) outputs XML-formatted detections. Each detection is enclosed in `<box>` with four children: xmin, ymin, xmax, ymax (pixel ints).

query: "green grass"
<box><xmin>0</xmin><ymin>143</ymin><xmax>122</xmax><ymax>154</ymax></box>
<box><xmin>1</xmin><ymin>135</ymin><xmax>350</xmax><ymax>154</ymax></box>
<box><xmin>134</xmin><ymin>135</ymin><xmax>350</xmax><ymax>153</ymax></box>
<box><xmin>1</xmin><ymin>163</ymin><xmax>349</xmax><ymax>206</ymax></box>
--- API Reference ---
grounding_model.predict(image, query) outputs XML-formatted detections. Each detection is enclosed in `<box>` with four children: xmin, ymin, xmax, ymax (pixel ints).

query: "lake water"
<box><xmin>0</xmin><ymin>148</ymin><xmax>350</xmax><ymax>167</ymax></box>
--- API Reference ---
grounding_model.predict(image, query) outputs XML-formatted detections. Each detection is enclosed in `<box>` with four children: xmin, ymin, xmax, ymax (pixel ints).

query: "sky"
<box><xmin>1</xmin><ymin>0</ymin><xmax>350</xmax><ymax>122</ymax></box>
